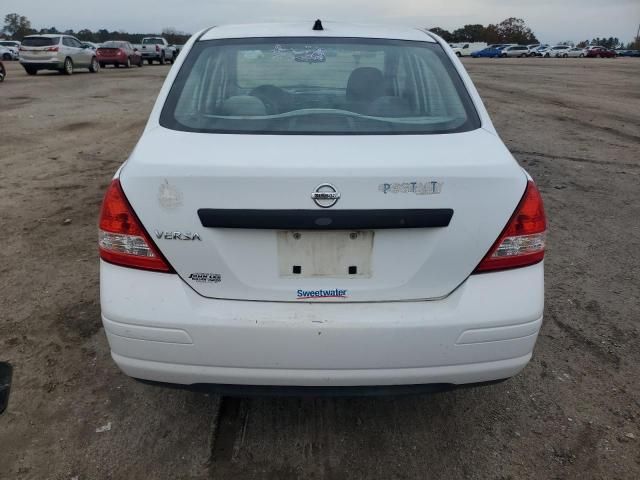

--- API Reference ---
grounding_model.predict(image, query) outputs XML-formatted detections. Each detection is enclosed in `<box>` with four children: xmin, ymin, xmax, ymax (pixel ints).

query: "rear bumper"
<box><xmin>100</xmin><ymin>261</ymin><xmax>544</xmax><ymax>387</ymax></box>
<box><xmin>97</xmin><ymin>55</ymin><xmax>126</xmax><ymax>63</ymax></box>
<box><xmin>20</xmin><ymin>60</ymin><xmax>63</xmax><ymax>70</ymax></box>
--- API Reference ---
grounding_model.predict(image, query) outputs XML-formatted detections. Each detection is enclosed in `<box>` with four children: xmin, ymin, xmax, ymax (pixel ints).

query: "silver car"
<box><xmin>501</xmin><ymin>45</ymin><xmax>530</xmax><ymax>57</ymax></box>
<box><xmin>19</xmin><ymin>34</ymin><xmax>99</xmax><ymax>75</ymax></box>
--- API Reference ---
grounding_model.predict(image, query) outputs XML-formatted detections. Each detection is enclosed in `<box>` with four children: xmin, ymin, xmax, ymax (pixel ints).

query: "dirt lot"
<box><xmin>0</xmin><ymin>57</ymin><xmax>639</xmax><ymax>479</ymax></box>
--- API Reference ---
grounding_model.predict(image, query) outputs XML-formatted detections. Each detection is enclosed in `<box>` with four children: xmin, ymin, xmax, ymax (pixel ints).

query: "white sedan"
<box><xmin>98</xmin><ymin>21</ymin><xmax>546</xmax><ymax>393</ymax></box>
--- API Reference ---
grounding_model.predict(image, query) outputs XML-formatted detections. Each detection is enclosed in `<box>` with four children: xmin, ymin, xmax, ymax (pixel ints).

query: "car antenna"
<box><xmin>313</xmin><ymin>19</ymin><xmax>324</xmax><ymax>31</ymax></box>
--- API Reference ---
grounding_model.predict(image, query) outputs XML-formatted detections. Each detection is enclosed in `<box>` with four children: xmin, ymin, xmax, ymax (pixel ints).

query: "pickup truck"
<box><xmin>139</xmin><ymin>37</ymin><xmax>178</xmax><ymax>64</ymax></box>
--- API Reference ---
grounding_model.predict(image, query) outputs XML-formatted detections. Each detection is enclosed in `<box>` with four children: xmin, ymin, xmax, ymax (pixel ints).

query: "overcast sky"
<box><xmin>3</xmin><ymin>0</ymin><xmax>640</xmax><ymax>44</ymax></box>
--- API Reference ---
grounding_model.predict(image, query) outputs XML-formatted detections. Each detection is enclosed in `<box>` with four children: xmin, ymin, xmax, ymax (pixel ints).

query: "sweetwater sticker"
<box><xmin>296</xmin><ymin>289</ymin><xmax>348</xmax><ymax>300</ymax></box>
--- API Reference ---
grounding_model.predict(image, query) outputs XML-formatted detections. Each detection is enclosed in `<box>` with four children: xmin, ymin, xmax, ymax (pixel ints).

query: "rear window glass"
<box><xmin>161</xmin><ymin>37</ymin><xmax>480</xmax><ymax>135</ymax></box>
<box><xmin>101</xmin><ymin>41</ymin><xmax>126</xmax><ymax>48</ymax></box>
<box><xmin>142</xmin><ymin>38</ymin><xmax>163</xmax><ymax>44</ymax></box>
<box><xmin>23</xmin><ymin>37</ymin><xmax>58</xmax><ymax>47</ymax></box>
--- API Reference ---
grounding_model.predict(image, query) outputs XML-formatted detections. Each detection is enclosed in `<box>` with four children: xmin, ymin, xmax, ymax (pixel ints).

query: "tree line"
<box><xmin>431</xmin><ymin>18</ymin><xmax>638</xmax><ymax>49</ymax></box>
<box><xmin>3</xmin><ymin>12</ymin><xmax>639</xmax><ymax>49</ymax></box>
<box><xmin>430</xmin><ymin>18</ymin><xmax>538</xmax><ymax>45</ymax></box>
<box><xmin>1</xmin><ymin>13</ymin><xmax>191</xmax><ymax>45</ymax></box>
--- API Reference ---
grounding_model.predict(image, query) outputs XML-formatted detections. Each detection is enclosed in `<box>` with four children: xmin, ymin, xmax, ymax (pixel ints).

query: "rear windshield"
<box><xmin>161</xmin><ymin>37</ymin><xmax>480</xmax><ymax>135</ymax></box>
<box><xmin>142</xmin><ymin>38</ymin><xmax>163</xmax><ymax>44</ymax></box>
<box><xmin>101</xmin><ymin>41</ymin><xmax>126</xmax><ymax>48</ymax></box>
<box><xmin>22</xmin><ymin>37</ymin><xmax>59</xmax><ymax>47</ymax></box>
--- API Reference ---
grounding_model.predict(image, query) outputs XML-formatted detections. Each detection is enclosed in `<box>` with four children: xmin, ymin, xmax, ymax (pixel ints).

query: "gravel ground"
<box><xmin>0</xmin><ymin>57</ymin><xmax>638</xmax><ymax>479</ymax></box>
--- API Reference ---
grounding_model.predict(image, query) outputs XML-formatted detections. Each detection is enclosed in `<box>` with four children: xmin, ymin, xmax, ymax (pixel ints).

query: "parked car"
<box><xmin>470</xmin><ymin>47</ymin><xmax>502</xmax><ymax>58</ymax></box>
<box><xmin>139</xmin><ymin>37</ymin><xmax>177</xmax><ymax>64</ymax></box>
<box><xmin>0</xmin><ymin>40</ymin><xmax>20</xmax><ymax>48</ymax></box>
<box><xmin>97</xmin><ymin>41</ymin><xmax>143</xmax><ymax>68</ymax></box>
<box><xmin>0</xmin><ymin>46</ymin><xmax>17</xmax><ymax>60</ymax></box>
<box><xmin>0</xmin><ymin>60</ymin><xmax>5</xmax><ymax>82</ymax></box>
<box><xmin>19</xmin><ymin>34</ymin><xmax>100</xmax><ymax>75</ymax></box>
<box><xmin>501</xmin><ymin>45</ymin><xmax>529</xmax><ymax>57</ymax></box>
<box><xmin>527</xmin><ymin>44</ymin><xmax>548</xmax><ymax>56</ymax></box>
<box><xmin>525</xmin><ymin>44</ymin><xmax>540</xmax><ymax>55</ymax></box>
<box><xmin>98</xmin><ymin>21</ymin><xmax>547</xmax><ymax>392</ymax></box>
<box><xmin>535</xmin><ymin>45</ymin><xmax>569</xmax><ymax>58</ymax></box>
<box><xmin>585</xmin><ymin>46</ymin><xmax>616</xmax><ymax>58</ymax></box>
<box><xmin>0</xmin><ymin>41</ymin><xmax>20</xmax><ymax>59</ymax></box>
<box><xmin>450</xmin><ymin>42</ymin><xmax>488</xmax><ymax>57</ymax></box>
<box><xmin>565</xmin><ymin>47</ymin><xmax>585</xmax><ymax>58</ymax></box>
<box><xmin>619</xmin><ymin>49</ymin><xmax>640</xmax><ymax>57</ymax></box>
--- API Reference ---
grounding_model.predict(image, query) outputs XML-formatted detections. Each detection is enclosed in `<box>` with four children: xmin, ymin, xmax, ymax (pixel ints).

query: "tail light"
<box><xmin>474</xmin><ymin>180</ymin><xmax>546</xmax><ymax>273</ymax></box>
<box><xmin>155</xmin><ymin>44</ymin><xmax>160</xmax><ymax>52</ymax></box>
<box><xmin>45</xmin><ymin>46</ymin><xmax>59</xmax><ymax>52</ymax></box>
<box><xmin>98</xmin><ymin>179</ymin><xmax>173</xmax><ymax>273</ymax></box>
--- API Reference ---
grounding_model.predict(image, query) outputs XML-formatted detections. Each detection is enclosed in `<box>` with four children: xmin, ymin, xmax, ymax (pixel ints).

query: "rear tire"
<box><xmin>99</xmin><ymin>62</ymin><xmax>105</xmax><ymax>68</ymax></box>
<box><xmin>563</xmin><ymin>53</ymin><xmax>568</xmax><ymax>58</ymax></box>
<box><xmin>147</xmin><ymin>58</ymin><xmax>153</xmax><ymax>65</ymax></box>
<box><xmin>62</xmin><ymin>57</ymin><xmax>73</xmax><ymax>75</ymax></box>
<box><xmin>2</xmin><ymin>53</ymin><xmax>10</xmax><ymax>61</ymax></box>
<box><xmin>126</xmin><ymin>57</ymin><xmax>131</xmax><ymax>68</ymax></box>
<box><xmin>24</xmin><ymin>66</ymin><xmax>38</xmax><ymax>75</ymax></box>
<box><xmin>89</xmin><ymin>57</ymin><xmax>99</xmax><ymax>73</ymax></box>
<box><xmin>138</xmin><ymin>58</ymin><xmax>143</xmax><ymax>67</ymax></box>
<box><xmin>159</xmin><ymin>53</ymin><xmax>165</xmax><ymax>65</ymax></box>
<box><xmin>455</xmin><ymin>52</ymin><xmax>461</xmax><ymax>57</ymax></box>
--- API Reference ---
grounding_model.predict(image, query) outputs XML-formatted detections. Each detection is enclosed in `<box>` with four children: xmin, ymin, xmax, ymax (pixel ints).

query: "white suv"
<box><xmin>19</xmin><ymin>34</ymin><xmax>99</xmax><ymax>75</ymax></box>
<box><xmin>98</xmin><ymin>22</ymin><xmax>546</xmax><ymax>392</ymax></box>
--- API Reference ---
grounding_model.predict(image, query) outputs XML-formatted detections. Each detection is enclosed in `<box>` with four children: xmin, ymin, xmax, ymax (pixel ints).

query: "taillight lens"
<box><xmin>474</xmin><ymin>180</ymin><xmax>546</xmax><ymax>273</ymax></box>
<box><xmin>45</xmin><ymin>46</ymin><xmax>59</xmax><ymax>52</ymax></box>
<box><xmin>98</xmin><ymin>179</ymin><xmax>173</xmax><ymax>273</ymax></box>
<box><xmin>155</xmin><ymin>45</ymin><xmax>160</xmax><ymax>52</ymax></box>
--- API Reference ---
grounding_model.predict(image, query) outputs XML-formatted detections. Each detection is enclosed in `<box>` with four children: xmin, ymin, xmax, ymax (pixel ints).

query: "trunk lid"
<box><xmin>120</xmin><ymin>128</ymin><xmax>526</xmax><ymax>302</ymax></box>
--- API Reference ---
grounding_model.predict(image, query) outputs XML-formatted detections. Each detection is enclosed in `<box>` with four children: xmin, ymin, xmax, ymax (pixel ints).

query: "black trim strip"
<box><xmin>198</xmin><ymin>209</ymin><xmax>453</xmax><ymax>230</ymax></box>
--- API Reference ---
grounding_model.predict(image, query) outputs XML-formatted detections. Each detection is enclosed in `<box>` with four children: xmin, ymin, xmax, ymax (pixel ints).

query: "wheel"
<box><xmin>147</xmin><ymin>58</ymin><xmax>153</xmax><ymax>65</ymax></box>
<box><xmin>455</xmin><ymin>52</ymin><xmax>462</xmax><ymax>57</ymax></box>
<box><xmin>563</xmin><ymin>53</ymin><xmax>568</xmax><ymax>58</ymax></box>
<box><xmin>62</xmin><ymin>57</ymin><xmax>73</xmax><ymax>75</ymax></box>
<box><xmin>99</xmin><ymin>62</ymin><xmax>105</xmax><ymax>68</ymax></box>
<box><xmin>159</xmin><ymin>53</ymin><xmax>165</xmax><ymax>65</ymax></box>
<box><xmin>24</xmin><ymin>66</ymin><xmax>37</xmax><ymax>75</ymax></box>
<box><xmin>0</xmin><ymin>65</ymin><xmax>5</xmax><ymax>82</ymax></box>
<box><xmin>89</xmin><ymin>57</ymin><xmax>99</xmax><ymax>73</ymax></box>
<box><xmin>138</xmin><ymin>58</ymin><xmax>143</xmax><ymax>67</ymax></box>
<box><xmin>114</xmin><ymin>62</ymin><xmax>119</xmax><ymax>68</ymax></box>
<box><xmin>125</xmin><ymin>57</ymin><xmax>131</xmax><ymax>68</ymax></box>
<box><xmin>502</xmin><ymin>53</ymin><xmax>507</xmax><ymax>58</ymax></box>
<box><xmin>579</xmin><ymin>54</ymin><xmax>584</xmax><ymax>58</ymax></box>
<box><xmin>1</xmin><ymin>53</ymin><xmax>10</xmax><ymax>61</ymax></box>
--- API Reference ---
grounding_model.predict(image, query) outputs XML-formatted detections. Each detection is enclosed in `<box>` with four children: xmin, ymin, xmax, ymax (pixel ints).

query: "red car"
<box><xmin>585</xmin><ymin>46</ymin><xmax>616</xmax><ymax>58</ymax></box>
<box><xmin>96</xmin><ymin>41</ymin><xmax>143</xmax><ymax>68</ymax></box>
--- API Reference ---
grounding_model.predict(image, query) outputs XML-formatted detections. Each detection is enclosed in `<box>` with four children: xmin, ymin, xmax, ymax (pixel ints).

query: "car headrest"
<box><xmin>346</xmin><ymin>67</ymin><xmax>385</xmax><ymax>102</ymax></box>
<box><xmin>221</xmin><ymin>96</ymin><xmax>267</xmax><ymax>116</ymax></box>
